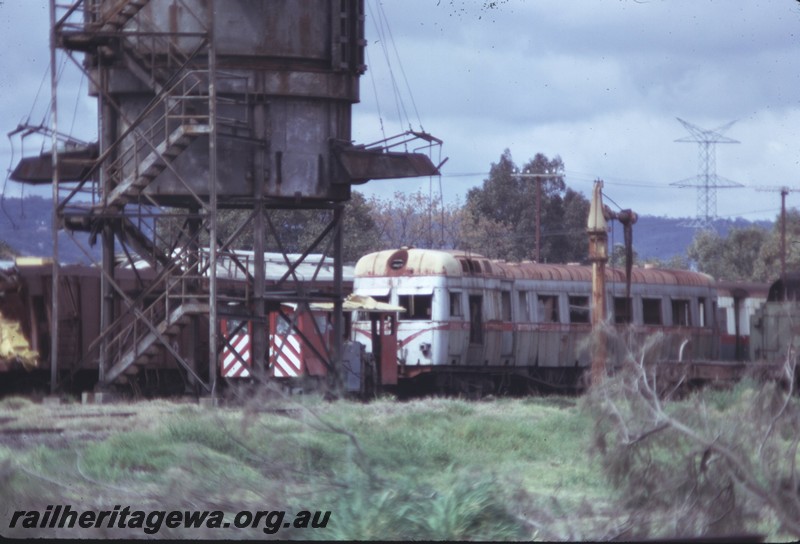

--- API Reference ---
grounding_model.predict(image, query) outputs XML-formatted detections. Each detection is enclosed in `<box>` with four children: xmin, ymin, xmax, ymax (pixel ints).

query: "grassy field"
<box><xmin>0</xmin><ymin>391</ymin><xmax>617</xmax><ymax>540</ymax></box>
<box><xmin>0</xmin><ymin>384</ymin><xmax>793</xmax><ymax>541</ymax></box>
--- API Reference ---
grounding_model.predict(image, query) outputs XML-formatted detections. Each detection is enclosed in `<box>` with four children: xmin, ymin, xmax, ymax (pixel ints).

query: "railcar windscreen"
<box><xmin>398</xmin><ymin>294</ymin><xmax>433</xmax><ymax>321</ymax></box>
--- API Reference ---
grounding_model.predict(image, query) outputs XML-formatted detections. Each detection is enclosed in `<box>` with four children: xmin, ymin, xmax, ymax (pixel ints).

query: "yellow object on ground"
<box><xmin>0</xmin><ymin>312</ymin><xmax>38</xmax><ymax>369</ymax></box>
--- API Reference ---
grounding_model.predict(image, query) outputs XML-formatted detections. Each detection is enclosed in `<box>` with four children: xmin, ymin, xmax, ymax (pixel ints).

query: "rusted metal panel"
<box><xmin>334</xmin><ymin>147</ymin><xmax>440</xmax><ymax>184</ymax></box>
<box><xmin>10</xmin><ymin>145</ymin><xmax>98</xmax><ymax>184</ymax></box>
<box><xmin>80</xmin><ymin>0</ymin><xmax>374</xmax><ymax>202</ymax></box>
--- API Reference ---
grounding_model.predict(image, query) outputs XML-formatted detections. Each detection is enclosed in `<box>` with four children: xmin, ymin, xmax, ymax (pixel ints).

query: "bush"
<box><xmin>585</xmin><ymin>354</ymin><xmax>800</xmax><ymax>540</ymax></box>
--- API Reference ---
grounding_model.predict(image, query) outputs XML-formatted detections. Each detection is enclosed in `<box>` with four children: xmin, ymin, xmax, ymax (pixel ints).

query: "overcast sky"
<box><xmin>2</xmin><ymin>0</ymin><xmax>800</xmax><ymax>222</ymax></box>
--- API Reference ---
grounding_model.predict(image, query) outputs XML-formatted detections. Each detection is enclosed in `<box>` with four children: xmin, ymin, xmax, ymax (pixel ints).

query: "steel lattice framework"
<box><xmin>23</xmin><ymin>0</ymin><xmax>441</xmax><ymax>397</ymax></box>
<box><xmin>670</xmin><ymin>117</ymin><xmax>743</xmax><ymax>230</ymax></box>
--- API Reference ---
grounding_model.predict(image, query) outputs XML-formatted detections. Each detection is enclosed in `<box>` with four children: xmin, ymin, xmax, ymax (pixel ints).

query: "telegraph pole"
<box><xmin>512</xmin><ymin>171</ymin><xmax>558</xmax><ymax>261</ymax></box>
<box><xmin>755</xmin><ymin>186</ymin><xmax>800</xmax><ymax>278</ymax></box>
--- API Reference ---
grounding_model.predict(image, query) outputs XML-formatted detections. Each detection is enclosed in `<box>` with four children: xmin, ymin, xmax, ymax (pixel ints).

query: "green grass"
<box><xmin>0</xmin><ymin>394</ymin><xmax>634</xmax><ymax>540</ymax></box>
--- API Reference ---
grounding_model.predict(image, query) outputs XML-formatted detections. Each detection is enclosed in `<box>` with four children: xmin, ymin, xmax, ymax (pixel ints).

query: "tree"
<box><xmin>458</xmin><ymin>204</ymin><xmax>517</xmax><ymax>259</ymax></box>
<box><xmin>462</xmin><ymin>149</ymin><xmax>589</xmax><ymax>263</ymax></box>
<box><xmin>754</xmin><ymin>208</ymin><xmax>800</xmax><ymax>282</ymax></box>
<box><xmin>368</xmin><ymin>190</ymin><xmax>463</xmax><ymax>250</ymax></box>
<box><xmin>687</xmin><ymin>226</ymin><xmax>769</xmax><ymax>281</ymax></box>
<box><xmin>610</xmin><ymin>243</ymin><xmax>639</xmax><ymax>268</ymax></box>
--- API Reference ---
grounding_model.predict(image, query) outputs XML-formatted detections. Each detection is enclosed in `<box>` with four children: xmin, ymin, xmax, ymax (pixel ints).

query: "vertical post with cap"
<box><xmin>587</xmin><ymin>180</ymin><xmax>609</xmax><ymax>385</ymax></box>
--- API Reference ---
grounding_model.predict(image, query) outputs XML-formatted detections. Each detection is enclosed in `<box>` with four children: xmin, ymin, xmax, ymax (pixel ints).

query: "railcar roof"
<box><xmin>355</xmin><ymin>248</ymin><xmax>714</xmax><ymax>287</ymax></box>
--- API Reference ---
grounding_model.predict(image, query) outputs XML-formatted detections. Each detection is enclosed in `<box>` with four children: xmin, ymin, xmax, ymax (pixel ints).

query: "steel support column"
<box><xmin>48</xmin><ymin>0</ymin><xmax>60</xmax><ymax>394</ymax></box>
<box><xmin>332</xmin><ymin>204</ymin><xmax>345</xmax><ymax>393</ymax></box>
<box><xmin>207</xmin><ymin>0</ymin><xmax>218</xmax><ymax>396</ymax></box>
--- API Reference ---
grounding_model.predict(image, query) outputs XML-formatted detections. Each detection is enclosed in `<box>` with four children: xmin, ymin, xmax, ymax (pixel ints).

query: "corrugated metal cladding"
<box><xmin>355</xmin><ymin>249</ymin><xmax>714</xmax><ymax>287</ymax></box>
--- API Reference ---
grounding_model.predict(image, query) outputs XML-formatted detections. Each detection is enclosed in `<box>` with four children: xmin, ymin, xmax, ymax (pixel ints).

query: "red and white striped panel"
<box><xmin>221</xmin><ymin>333</ymin><xmax>252</xmax><ymax>378</ymax></box>
<box><xmin>270</xmin><ymin>334</ymin><xmax>302</xmax><ymax>378</ymax></box>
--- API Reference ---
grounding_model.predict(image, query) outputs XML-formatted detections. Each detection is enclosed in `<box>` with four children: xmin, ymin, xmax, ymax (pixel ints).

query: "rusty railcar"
<box><xmin>716</xmin><ymin>281</ymin><xmax>769</xmax><ymax>362</ymax></box>
<box><xmin>750</xmin><ymin>274</ymin><xmax>800</xmax><ymax>365</ymax></box>
<box><xmin>352</xmin><ymin>248</ymin><xmax>720</xmax><ymax>393</ymax></box>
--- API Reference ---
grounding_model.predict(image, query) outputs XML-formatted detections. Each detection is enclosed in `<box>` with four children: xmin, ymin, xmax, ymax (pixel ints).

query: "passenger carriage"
<box><xmin>352</xmin><ymin>248</ymin><xmax>720</xmax><ymax>391</ymax></box>
<box><xmin>715</xmin><ymin>281</ymin><xmax>768</xmax><ymax>361</ymax></box>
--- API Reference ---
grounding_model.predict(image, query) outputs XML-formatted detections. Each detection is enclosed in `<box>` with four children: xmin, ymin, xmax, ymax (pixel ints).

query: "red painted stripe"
<box><xmin>274</xmin><ymin>353</ymin><xmax>301</xmax><ymax>376</ymax></box>
<box><xmin>271</xmin><ymin>336</ymin><xmax>303</xmax><ymax>376</ymax></box>
<box><xmin>271</xmin><ymin>335</ymin><xmax>303</xmax><ymax>364</ymax></box>
<box><xmin>398</xmin><ymin>323</ymin><xmax>449</xmax><ymax>348</ymax></box>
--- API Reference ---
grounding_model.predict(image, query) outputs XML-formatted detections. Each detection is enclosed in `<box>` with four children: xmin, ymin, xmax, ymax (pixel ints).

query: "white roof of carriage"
<box><xmin>355</xmin><ymin>248</ymin><xmax>714</xmax><ymax>287</ymax></box>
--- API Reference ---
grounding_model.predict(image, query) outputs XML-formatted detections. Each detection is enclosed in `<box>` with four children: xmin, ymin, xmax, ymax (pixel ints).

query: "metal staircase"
<box><xmin>105</xmin><ymin>300</ymin><xmax>209</xmax><ymax>384</ymax></box>
<box><xmin>52</xmin><ymin>0</ymin><xmax>223</xmax><ymax>390</ymax></box>
<box><xmin>99</xmin><ymin>121</ymin><xmax>211</xmax><ymax>211</ymax></box>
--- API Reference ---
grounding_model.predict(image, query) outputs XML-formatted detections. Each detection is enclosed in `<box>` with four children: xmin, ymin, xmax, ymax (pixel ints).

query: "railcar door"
<box><xmin>220</xmin><ymin>319</ymin><xmax>252</xmax><ymax>378</ymax></box>
<box><xmin>466</xmin><ymin>294</ymin><xmax>484</xmax><ymax>365</ymax></box>
<box><xmin>270</xmin><ymin>312</ymin><xmax>302</xmax><ymax>378</ymax></box>
<box><xmin>500</xmin><ymin>288</ymin><xmax>514</xmax><ymax>363</ymax></box>
<box><xmin>371</xmin><ymin>313</ymin><xmax>397</xmax><ymax>385</ymax></box>
<box><xmin>299</xmin><ymin>310</ymin><xmax>331</xmax><ymax>377</ymax></box>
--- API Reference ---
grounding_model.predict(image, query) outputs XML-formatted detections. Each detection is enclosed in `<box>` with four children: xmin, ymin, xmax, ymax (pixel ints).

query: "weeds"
<box><xmin>585</xmin><ymin>347</ymin><xmax>800</xmax><ymax>540</ymax></box>
<box><xmin>9</xmin><ymin>380</ymin><xmax>796</xmax><ymax>540</ymax></box>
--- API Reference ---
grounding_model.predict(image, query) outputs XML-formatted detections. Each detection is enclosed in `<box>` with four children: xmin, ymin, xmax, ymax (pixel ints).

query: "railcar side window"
<box><xmin>568</xmin><ymin>296</ymin><xmax>590</xmax><ymax>324</ymax></box>
<box><xmin>449</xmin><ymin>292</ymin><xmax>463</xmax><ymax>317</ymax></box>
<box><xmin>398</xmin><ymin>294</ymin><xmax>433</xmax><ymax>321</ymax></box>
<box><xmin>698</xmin><ymin>297</ymin><xmax>706</xmax><ymax>327</ymax></box>
<box><xmin>227</xmin><ymin>319</ymin><xmax>247</xmax><ymax>335</ymax></box>
<box><xmin>672</xmin><ymin>299</ymin><xmax>691</xmax><ymax>326</ymax></box>
<box><xmin>276</xmin><ymin>315</ymin><xmax>293</xmax><ymax>335</ymax></box>
<box><xmin>469</xmin><ymin>295</ymin><xmax>483</xmax><ymax>344</ymax></box>
<box><xmin>501</xmin><ymin>291</ymin><xmax>512</xmax><ymax>321</ymax></box>
<box><xmin>614</xmin><ymin>297</ymin><xmax>632</xmax><ymax>324</ymax></box>
<box><xmin>518</xmin><ymin>292</ymin><xmax>530</xmax><ymax>321</ymax></box>
<box><xmin>642</xmin><ymin>298</ymin><xmax>662</xmax><ymax>325</ymax></box>
<box><xmin>537</xmin><ymin>295</ymin><xmax>560</xmax><ymax>323</ymax></box>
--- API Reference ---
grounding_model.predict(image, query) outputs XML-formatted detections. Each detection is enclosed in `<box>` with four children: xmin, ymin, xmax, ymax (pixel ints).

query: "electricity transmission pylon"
<box><xmin>670</xmin><ymin>117</ymin><xmax>743</xmax><ymax>230</ymax></box>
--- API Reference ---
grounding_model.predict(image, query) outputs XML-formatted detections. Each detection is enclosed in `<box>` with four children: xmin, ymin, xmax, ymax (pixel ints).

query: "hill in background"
<box><xmin>0</xmin><ymin>196</ymin><xmax>775</xmax><ymax>266</ymax></box>
<box><xmin>0</xmin><ymin>196</ymin><xmax>97</xmax><ymax>264</ymax></box>
<box><xmin>609</xmin><ymin>215</ymin><xmax>773</xmax><ymax>264</ymax></box>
